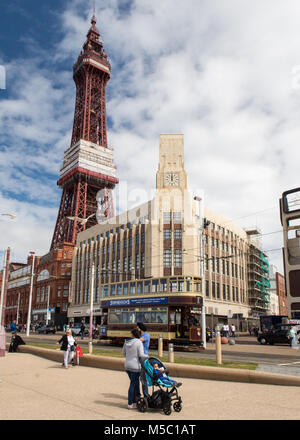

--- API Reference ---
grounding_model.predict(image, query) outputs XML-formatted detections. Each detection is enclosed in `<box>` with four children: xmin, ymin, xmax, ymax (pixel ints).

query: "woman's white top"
<box><xmin>67</xmin><ymin>335</ymin><xmax>75</xmax><ymax>349</ymax></box>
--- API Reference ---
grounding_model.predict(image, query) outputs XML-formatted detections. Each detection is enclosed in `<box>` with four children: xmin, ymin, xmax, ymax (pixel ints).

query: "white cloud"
<box><xmin>3</xmin><ymin>0</ymin><xmax>300</xmax><ymax>272</ymax></box>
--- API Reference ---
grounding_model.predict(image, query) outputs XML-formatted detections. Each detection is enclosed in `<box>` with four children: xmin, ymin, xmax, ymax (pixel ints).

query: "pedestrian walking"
<box><xmin>122</xmin><ymin>328</ymin><xmax>144</xmax><ymax>410</ymax></box>
<box><xmin>10</xmin><ymin>320</ymin><xmax>17</xmax><ymax>333</ymax></box>
<box><xmin>137</xmin><ymin>322</ymin><xmax>150</xmax><ymax>399</ymax></box>
<box><xmin>57</xmin><ymin>329</ymin><xmax>77</xmax><ymax>368</ymax></box>
<box><xmin>289</xmin><ymin>326</ymin><xmax>296</xmax><ymax>348</ymax></box>
<box><xmin>80</xmin><ymin>322</ymin><xmax>85</xmax><ymax>340</ymax></box>
<box><xmin>231</xmin><ymin>324</ymin><xmax>236</xmax><ymax>337</ymax></box>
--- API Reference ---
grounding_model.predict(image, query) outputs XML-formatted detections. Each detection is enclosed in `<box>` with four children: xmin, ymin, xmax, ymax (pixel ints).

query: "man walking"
<box><xmin>137</xmin><ymin>322</ymin><xmax>150</xmax><ymax>399</ymax></box>
<box><xmin>231</xmin><ymin>324</ymin><xmax>236</xmax><ymax>337</ymax></box>
<box><xmin>80</xmin><ymin>321</ymin><xmax>85</xmax><ymax>340</ymax></box>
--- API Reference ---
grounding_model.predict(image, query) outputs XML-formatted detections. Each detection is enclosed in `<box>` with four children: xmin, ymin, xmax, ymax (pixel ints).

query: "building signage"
<box><xmin>108</xmin><ymin>296</ymin><xmax>168</xmax><ymax>307</ymax></box>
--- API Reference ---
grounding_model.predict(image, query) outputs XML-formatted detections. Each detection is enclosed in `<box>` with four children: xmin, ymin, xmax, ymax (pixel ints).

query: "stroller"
<box><xmin>137</xmin><ymin>356</ymin><xmax>182</xmax><ymax>415</ymax></box>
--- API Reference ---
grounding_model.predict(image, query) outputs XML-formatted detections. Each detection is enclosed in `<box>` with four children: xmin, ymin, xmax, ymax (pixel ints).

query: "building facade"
<box><xmin>68</xmin><ymin>134</ymin><xmax>270</xmax><ymax>334</ymax></box>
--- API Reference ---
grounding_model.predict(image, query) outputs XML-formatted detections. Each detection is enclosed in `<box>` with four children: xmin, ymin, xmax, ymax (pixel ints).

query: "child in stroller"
<box><xmin>137</xmin><ymin>356</ymin><xmax>182</xmax><ymax>415</ymax></box>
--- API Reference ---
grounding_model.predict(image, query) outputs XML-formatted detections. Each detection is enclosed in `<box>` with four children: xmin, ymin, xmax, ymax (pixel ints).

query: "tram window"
<box><xmin>117</xmin><ymin>284</ymin><xmax>122</xmax><ymax>295</ymax></box>
<box><xmin>122</xmin><ymin>312</ymin><xmax>130</xmax><ymax>323</ymax></box>
<box><xmin>109</xmin><ymin>310</ymin><xmax>122</xmax><ymax>323</ymax></box>
<box><xmin>160</xmin><ymin>278</ymin><xmax>168</xmax><ymax>292</ymax></box>
<box><xmin>151</xmin><ymin>312</ymin><xmax>167</xmax><ymax>323</ymax></box>
<box><xmin>137</xmin><ymin>281</ymin><xmax>143</xmax><ymax>294</ymax></box>
<box><xmin>123</xmin><ymin>283</ymin><xmax>129</xmax><ymax>295</ymax></box>
<box><xmin>129</xmin><ymin>311</ymin><xmax>135</xmax><ymax>323</ymax></box>
<box><xmin>130</xmin><ymin>282</ymin><xmax>136</xmax><ymax>294</ymax></box>
<box><xmin>186</xmin><ymin>279</ymin><xmax>193</xmax><ymax>292</ymax></box>
<box><xmin>170</xmin><ymin>278</ymin><xmax>178</xmax><ymax>292</ymax></box>
<box><xmin>104</xmin><ymin>286</ymin><xmax>108</xmax><ymax>297</ymax></box>
<box><xmin>100</xmin><ymin>286</ymin><xmax>104</xmax><ymax>298</ymax></box>
<box><xmin>110</xmin><ymin>285</ymin><xmax>116</xmax><ymax>296</ymax></box>
<box><xmin>144</xmin><ymin>280</ymin><xmax>151</xmax><ymax>293</ymax></box>
<box><xmin>136</xmin><ymin>311</ymin><xmax>150</xmax><ymax>323</ymax></box>
<box><xmin>178</xmin><ymin>278</ymin><xmax>184</xmax><ymax>291</ymax></box>
<box><xmin>152</xmin><ymin>279</ymin><xmax>159</xmax><ymax>292</ymax></box>
<box><xmin>195</xmin><ymin>282</ymin><xmax>201</xmax><ymax>292</ymax></box>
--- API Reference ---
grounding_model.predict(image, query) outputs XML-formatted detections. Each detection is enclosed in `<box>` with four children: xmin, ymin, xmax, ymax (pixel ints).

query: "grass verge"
<box><xmin>29</xmin><ymin>343</ymin><xmax>257</xmax><ymax>370</ymax></box>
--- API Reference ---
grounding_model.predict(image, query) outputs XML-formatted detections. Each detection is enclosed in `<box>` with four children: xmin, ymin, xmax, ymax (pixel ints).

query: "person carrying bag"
<box><xmin>57</xmin><ymin>329</ymin><xmax>77</xmax><ymax>368</ymax></box>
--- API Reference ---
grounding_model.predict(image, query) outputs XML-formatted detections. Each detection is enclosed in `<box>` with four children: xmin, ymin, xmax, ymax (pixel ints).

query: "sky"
<box><xmin>1</xmin><ymin>0</ymin><xmax>300</xmax><ymax>272</ymax></box>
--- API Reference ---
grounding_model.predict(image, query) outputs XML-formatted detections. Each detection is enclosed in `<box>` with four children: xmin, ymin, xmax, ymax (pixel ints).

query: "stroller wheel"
<box><xmin>137</xmin><ymin>397</ymin><xmax>148</xmax><ymax>413</ymax></box>
<box><xmin>173</xmin><ymin>401</ymin><xmax>182</xmax><ymax>412</ymax></box>
<box><xmin>163</xmin><ymin>403</ymin><xmax>172</xmax><ymax>416</ymax></box>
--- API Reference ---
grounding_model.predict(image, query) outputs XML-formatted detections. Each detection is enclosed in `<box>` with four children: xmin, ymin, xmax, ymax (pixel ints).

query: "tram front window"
<box><xmin>130</xmin><ymin>282</ymin><xmax>136</xmax><ymax>294</ymax></box>
<box><xmin>137</xmin><ymin>281</ymin><xmax>143</xmax><ymax>294</ymax></box>
<box><xmin>123</xmin><ymin>283</ymin><xmax>128</xmax><ymax>295</ymax></box>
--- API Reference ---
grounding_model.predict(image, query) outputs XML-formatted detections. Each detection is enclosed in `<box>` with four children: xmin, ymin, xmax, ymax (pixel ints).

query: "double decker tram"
<box><xmin>99</xmin><ymin>275</ymin><xmax>204</xmax><ymax>347</ymax></box>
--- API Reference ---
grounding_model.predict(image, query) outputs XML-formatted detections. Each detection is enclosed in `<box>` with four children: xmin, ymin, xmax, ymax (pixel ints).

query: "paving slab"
<box><xmin>2</xmin><ymin>352</ymin><xmax>300</xmax><ymax>420</ymax></box>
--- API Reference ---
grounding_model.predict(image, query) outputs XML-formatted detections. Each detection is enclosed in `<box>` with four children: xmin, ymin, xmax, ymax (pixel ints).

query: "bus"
<box><xmin>99</xmin><ymin>275</ymin><xmax>204</xmax><ymax>347</ymax></box>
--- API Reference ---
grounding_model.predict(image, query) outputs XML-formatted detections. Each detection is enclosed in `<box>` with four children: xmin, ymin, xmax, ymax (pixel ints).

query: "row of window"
<box><xmin>100</xmin><ymin>277</ymin><xmax>201</xmax><ymax>299</ymax></box>
<box><xmin>108</xmin><ymin>307</ymin><xmax>168</xmax><ymax>324</ymax></box>
<box><xmin>80</xmin><ymin>218</ymin><xmax>149</xmax><ymax>247</ymax></box>
<box><xmin>163</xmin><ymin>249</ymin><xmax>182</xmax><ymax>267</ymax></box>
<box><xmin>205</xmin><ymin>280</ymin><xmax>245</xmax><ymax>303</ymax></box>
<box><xmin>163</xmin><ymin>229</ymin><xmax>182</xmax><ymax>240</ymax></box>
<box><xmin>204</xmin><ymin>257</ymin><xmax>245</xmax><ymax>279</ymax></box>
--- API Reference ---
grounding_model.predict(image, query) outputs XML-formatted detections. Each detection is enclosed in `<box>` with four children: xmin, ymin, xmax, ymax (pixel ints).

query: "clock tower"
<box><xmin>156</xmin><ymin>134</ymin><xmax>188</xmax><ymax>192</ymax></box>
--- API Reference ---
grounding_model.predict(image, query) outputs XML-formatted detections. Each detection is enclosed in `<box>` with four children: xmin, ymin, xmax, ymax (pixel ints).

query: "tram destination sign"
<box><xmin>108</xmin><ymin>296</ymin><xmax>168</xmax><ymax>307</ymax></box>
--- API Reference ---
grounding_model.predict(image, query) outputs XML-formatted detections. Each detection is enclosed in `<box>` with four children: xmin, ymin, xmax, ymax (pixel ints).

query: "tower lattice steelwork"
<box><xmin>51</xmin><ymin>14</ymin><xmax>118</xmax><ymax>250</ymax></box>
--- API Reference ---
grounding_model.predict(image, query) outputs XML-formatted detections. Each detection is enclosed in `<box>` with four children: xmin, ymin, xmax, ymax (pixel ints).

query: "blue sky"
<box><xmin>1</xmin><ymin>0</ymin><xmax>300</xmax><ymax>272</ymax></box>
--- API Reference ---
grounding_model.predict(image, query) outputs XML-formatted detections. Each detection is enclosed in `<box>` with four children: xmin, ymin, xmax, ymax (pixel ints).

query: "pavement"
<box><xmin>2</xmin><ymin>343</ymin><xmax>300</xmax><ymax>421</ymax></box>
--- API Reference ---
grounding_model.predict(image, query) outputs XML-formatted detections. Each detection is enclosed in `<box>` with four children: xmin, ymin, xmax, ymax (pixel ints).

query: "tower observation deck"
<box><xmin>51</xmin><ymin>14</ymin><xmax>118</xmax><ymax>250</ymax></box>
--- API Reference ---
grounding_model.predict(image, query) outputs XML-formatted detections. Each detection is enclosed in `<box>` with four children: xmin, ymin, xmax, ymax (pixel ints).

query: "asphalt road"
<box><xmin>7</xmin><ymin>332</ymin><xmax>300</xmax><ymax>369</ymax></box>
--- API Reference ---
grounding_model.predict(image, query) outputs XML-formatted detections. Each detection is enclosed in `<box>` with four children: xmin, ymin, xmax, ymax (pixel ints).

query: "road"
<box><xmin>7</xmin><ymin>332</ymin><xmax>300</xmax><ymax>374</ymax></box>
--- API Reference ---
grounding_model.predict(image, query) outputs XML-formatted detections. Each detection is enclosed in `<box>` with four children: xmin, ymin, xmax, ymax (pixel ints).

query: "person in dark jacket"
<box><xmin>8</xmin><ymin>333</ymin><xmax>25</xmax><ymax>352</ymax></box>
<box><xmin>57</xmin><ymin>329</ymin><xmax>77</xmax><ymax>368</ymax></box>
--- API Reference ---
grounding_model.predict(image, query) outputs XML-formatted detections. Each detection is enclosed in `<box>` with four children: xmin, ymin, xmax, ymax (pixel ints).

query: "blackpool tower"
<box><xmin>51</xmin><ymin>13</ymin><xmax>118</xmax><ymax>250</ymax></box>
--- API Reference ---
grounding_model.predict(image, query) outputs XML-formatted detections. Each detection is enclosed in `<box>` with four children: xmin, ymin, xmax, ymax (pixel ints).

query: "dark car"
<box><xmin>257</xmin><ymin>324</ymin><xmax>299</xmax><ymax>345</ymax></box>
<box><xmin>36</xmin><ymin>325</ymin><xmax>56</xmax><ymax>334</ymax></box>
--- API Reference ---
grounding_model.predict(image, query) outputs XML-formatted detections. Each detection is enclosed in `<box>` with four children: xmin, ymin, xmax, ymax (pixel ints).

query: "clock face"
<box><xmin>164</xmin><ymin>173</ymin><xmax>179</xmax><ymax>186</ymax></box>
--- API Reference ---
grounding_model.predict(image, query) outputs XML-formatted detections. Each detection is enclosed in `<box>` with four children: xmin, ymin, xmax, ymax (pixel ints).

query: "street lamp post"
<box><xmin>26</xmin><ymin>252</ymin><xmax>35</xmax><ymax>337</ymax></box>
<box><xmin>194</xmin><ymin>196</ymin><xmax>206</xmax><ymax>349</ymax></box>
<box><xmin>46</xmin><ymin>286</ymin><xmax>51</xmax><ymax>325</ymax></box>
<box><xmin>0</xmin><ymin>247</ymin><xmax>10</xmax><ymax>328</ymax></box>
<box><xmin>89</xmin><ymin>260</ymin><xmax>95</xmax><ymax>354</ymax></box>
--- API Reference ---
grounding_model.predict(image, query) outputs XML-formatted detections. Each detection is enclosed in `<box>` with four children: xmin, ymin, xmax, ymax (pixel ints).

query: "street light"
<box><xmin>89</xmin><ymin>260</ymin><xmax>95</xmax><ymax>354</ymax></box>
<box><xmin>26</xmin><ymin>251</ymin><xmax>35</xmax><ymax>336</ymax></box>
<box><xmin>194</xmin><ymin>196</ymin><xmax>207</xmax><ymax>349</ymax></box>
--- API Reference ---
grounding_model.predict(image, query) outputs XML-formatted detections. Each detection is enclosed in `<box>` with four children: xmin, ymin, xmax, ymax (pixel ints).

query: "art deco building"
<box><xmin>68</xmin><ymin>134</ymin><xmax>270</xmax><ymax>333</ymax></box>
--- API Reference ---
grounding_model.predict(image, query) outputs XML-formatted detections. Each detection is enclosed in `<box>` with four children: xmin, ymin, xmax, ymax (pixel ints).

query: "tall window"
<box><xmin>164</xmin><ymin>229</ymin><xmax>172</xmax><ymax>240</ymax></box>
<box><xmin>174</xmin><ymin>250</ymin><xmax>182</xmax><ymax>267</ymax></box>
<box><xmin>163</xmin><ymin>212</ymin><xmax>171</xmax><ymax>224</ymax></box>
<box><xmin>173</xmin><ymin>212</ymin><xmax>182</xmax><ymax>224</ymax></box>
<box><xmin>163</xmin><ymin>250</ymin><xmax>172</xmax><ymax>267</ymax></box>
<box><xmin>174</xmin><ymin>229</ymin><xmax>182</xmax><ymax>239</ymax></box>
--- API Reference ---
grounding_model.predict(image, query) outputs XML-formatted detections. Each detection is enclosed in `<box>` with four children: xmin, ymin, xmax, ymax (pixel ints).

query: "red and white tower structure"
<box><xmin>51</xmin><ymin>14</ymin><xmax>118</xmax><ymax>250</ymax></box>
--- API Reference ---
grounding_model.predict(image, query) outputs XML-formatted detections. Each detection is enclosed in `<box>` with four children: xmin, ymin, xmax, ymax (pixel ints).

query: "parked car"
<box><xmin>70</xmin><ymin>323</ymin><xmax>83</xmax><ymax>336</ymax></box>
<box><xmin>257</xmin><ymin>324</ymin><xmax>300</xmax><ymax>345</ymax></box>
<box><xmin>36</xmin><ymin>325</ymin><xmax>56</xmax><ymax>334</ymax></box>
